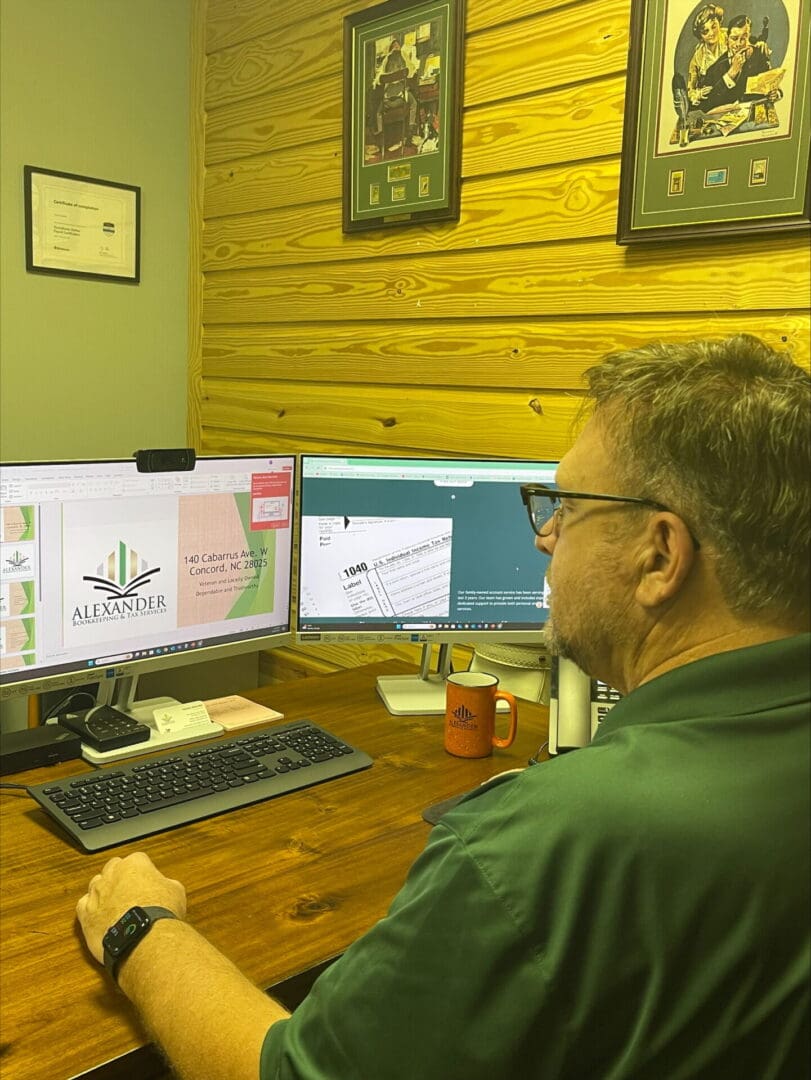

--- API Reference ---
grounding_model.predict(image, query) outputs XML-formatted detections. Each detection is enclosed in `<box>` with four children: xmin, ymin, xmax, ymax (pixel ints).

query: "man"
<box><xmin>698</xmin><ymin>13</ymin><xmax>772</xmax><ymax>110</ymax></box>
<box><xmin>78</xmin><ymin>334</ymin><xmax>810</xmax><ymax>1079</ymax></box>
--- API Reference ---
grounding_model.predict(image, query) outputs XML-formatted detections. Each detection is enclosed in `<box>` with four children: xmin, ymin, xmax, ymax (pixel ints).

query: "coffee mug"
<box><xmin>444</xmin><ymin>672</ymin><xmax>518</xmax><ymax>758</ymax></box>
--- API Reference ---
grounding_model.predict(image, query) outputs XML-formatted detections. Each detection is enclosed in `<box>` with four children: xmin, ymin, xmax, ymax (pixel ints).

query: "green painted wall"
<box><xmin>0</xmin><ymin>0</ymin><xmax>190</xmax><ymax>460</ymax></box>
<box><xmin>0</xmin><ymin>0</ymin><xmax>197</xmax><ymax>730</ymax></box>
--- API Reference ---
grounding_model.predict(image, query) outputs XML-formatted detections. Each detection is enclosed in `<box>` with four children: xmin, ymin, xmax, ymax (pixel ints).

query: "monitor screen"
<box><xmin>0</xmin><ymin>455</ymin><xmax>295</xmax><ymax>702</ymax></box>
<box><xmin>297</xmin><ymin>455</ymin><xmax>555</xmax><ymax>646</ymax></box>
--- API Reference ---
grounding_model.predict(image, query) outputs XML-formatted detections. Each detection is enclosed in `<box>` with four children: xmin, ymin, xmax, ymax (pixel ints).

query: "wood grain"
<box><xmin>200</xmin><ymin>379</ymin><xmax>582</xmax><ymax>458</ymax></box>
<box><xmin>205</xmin><ymin>0</ymin><xmax>582</xmax><ymax>52</ymax></box>
<box><xmin>202</xmin><ymin>76</ymin><xmax>625</xmax><ymax>219</ymax></box>
<box><xmin>198</xmin><ymin>429</ymin><xmax>479</xmax><ymax>458</ymax></box>
<box><xmin>206</xmin><ymin>75</ymin><xmax>342</xmax><ymax>165</ymax></box>
<box><xmin>206</xmin><ymin>0</ymin><xmax>352</xmax><ymax>54</ymax></box>
<box><xmin>202</xmin><ymin>68</ymin><xmax>612</xmax><ymax>171</ymax></box>
<box><xmin>202</xmin><ymin>235</ymin><xmax>810</xmax><ymax>324</ymax></box>
<box><xmin>462</xmin><ymin>74</ymin><xmax>625</xmax><ymax>178</ymax></box>
<box><xmin>208</xmin><ymin>0</ymin><xmax>628</xmax><ymax>112</ymax></box>
<box><xmin>201</xmin><ymin>314</ymin><xmax>811</xmax><ymax>386</ymax></box>
<box><xmin>205</xmin><ymin>138</ymin><xmax>342</xmax><ymax>218</ymax></box>
<box><xmin>205</xmin><ymin>6</ymin><xmax>346</xmax><ymax>110</ymax></box>
<box><xmin>261</xmin><ymin>642</ymin><xmax>473</xmax><ymax>683</ymax></box>
<box><xmin>202</xmin><ymin>161</ymin><xmax>620</xmax><ymax>271</ymax></box>
<box><xmin>465</xmin><ymin>0</ymin><xmax>629</xmax><ymax>108</ymax></box>
<box><xmin>466</xmin><ymin>0</ymin><xmax>583</xmax><ymax>33</ymax></box>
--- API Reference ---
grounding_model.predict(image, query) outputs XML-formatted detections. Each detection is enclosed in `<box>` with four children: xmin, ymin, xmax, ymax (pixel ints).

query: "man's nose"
<box><xmin>535</xmin><ymin>531</ymin><xmax>556</xmax><ymax>557</ymax></box>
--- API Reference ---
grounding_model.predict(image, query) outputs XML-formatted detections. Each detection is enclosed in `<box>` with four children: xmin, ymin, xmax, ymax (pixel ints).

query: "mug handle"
<box><xmin>491</xmin><ymin>691</ymin><xmax>518</xmax><ymax>749</ymax></box>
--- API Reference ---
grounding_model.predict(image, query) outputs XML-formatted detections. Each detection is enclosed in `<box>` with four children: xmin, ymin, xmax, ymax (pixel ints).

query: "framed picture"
<box><xmin>617</xmin><ymin>1</ymin><xmax>810</xmax><ymax>243</ymax></box>
<box><xmin>24</xmin><ymin>166</ymin><xmax>140</xmax><ymax>282</ymax></box>
<box><xmin>343</xmin><ymin>0</ymin><xmax>466</xmax><ymax>233</ymax></box>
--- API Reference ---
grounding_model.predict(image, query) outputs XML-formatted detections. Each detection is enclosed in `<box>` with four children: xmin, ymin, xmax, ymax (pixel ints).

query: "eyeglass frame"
<box><xmin>519</xmin><ymin>483</ymin><xmax>701</xmax><ymax>549</ymax></box>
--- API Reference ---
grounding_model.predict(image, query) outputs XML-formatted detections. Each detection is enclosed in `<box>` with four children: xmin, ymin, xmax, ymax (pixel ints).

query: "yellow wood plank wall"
<box><xmin>190</xmin><ymin>0</ymin><xmax>811</xmax><ymax>683</ymax></box>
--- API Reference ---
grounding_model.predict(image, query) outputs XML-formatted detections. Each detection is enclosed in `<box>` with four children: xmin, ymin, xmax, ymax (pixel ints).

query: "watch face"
<box><xmin>103</xmin><ymin>906</ymin><xmax>150</xmax><ymax>959</ymax></box>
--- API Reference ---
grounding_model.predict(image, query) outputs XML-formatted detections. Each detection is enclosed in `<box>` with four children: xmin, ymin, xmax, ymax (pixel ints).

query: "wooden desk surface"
<box><xmin>0</xmin><ymin>661</ymin><xmax>549</xmax><ymax>1080</ymax></box>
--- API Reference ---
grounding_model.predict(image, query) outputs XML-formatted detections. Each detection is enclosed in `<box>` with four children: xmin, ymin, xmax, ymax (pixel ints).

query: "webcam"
<box><xmin>133</xmin><ymin>448</ymin><xmax>197</xmax><ymax>473</ymax></box>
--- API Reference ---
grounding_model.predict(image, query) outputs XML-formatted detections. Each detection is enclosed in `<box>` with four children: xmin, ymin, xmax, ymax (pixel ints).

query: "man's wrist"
<box><xmin>115</xmin><ymin>915</ymin><xmax>188</xmax><ymax>995</ymax></box>
<box><xmin>103</xmin><ymin>905</ymin><xmax>180</xmax><ymax>984</ymax></box>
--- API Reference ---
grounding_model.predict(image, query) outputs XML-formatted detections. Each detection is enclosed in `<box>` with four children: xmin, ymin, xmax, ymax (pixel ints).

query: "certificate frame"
<box><xmin>24</xmin><ymin>166</ymin><xmax>141</xmax><ymax>282</ymax></box>
<box><xmin>617</xmin><ymin>1</ymin><xmax>811</xmax><ymax>244</ymax></box>
<box><xmin>342</xmin><ymin>0</ymin><xmax>466</xmax><ymax>233</ymax></box>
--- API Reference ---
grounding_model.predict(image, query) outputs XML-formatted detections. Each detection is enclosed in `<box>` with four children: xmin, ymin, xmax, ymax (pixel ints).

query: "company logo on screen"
<box><xmin>4</xmin><ymin>550</ymin><xmax>30</xmax><ymax>571</ymax></box>
<box><xmin>72</xmin><ymin>540</ymin><xmax>167</xmax><ymax>626</ymax></box>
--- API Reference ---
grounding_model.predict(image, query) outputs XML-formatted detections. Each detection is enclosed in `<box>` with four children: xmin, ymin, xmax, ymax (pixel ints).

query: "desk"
<box><xmin>0</xmin><ymin>660</ymin><xmax>549</xmax><ymax>1080</ymax></box>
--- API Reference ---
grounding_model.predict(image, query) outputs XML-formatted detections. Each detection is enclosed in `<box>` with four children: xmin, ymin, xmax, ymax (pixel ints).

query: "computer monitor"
<box><xmin>296</xmin><ymin>455</ymin><xmax>556</xmax><ymax>714</ymax></box>
<box><xmin>0</xmin><ymin>455</ymin><xmax>295</xmax><ymax>720</ymax></box>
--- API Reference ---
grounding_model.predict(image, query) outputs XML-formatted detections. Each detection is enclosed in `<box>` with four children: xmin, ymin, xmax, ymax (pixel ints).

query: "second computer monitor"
<box><xmin>297</xmin><ymin>455</ymin><xmax>556</xmax><ymax>651</ymax></box>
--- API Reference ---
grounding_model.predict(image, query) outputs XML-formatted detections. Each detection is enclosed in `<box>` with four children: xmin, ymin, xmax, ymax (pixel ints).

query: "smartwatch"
<box><xmin>102</xmin><ymin>905</ymin><xmax>178</xmax><ymax>982</ymax></box>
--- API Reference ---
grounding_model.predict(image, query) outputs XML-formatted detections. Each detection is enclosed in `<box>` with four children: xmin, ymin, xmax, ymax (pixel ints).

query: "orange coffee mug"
<box><xmin>444</xmin><ymin>672</ymin><xmax>518</xmax><ymax>758</ymax></box>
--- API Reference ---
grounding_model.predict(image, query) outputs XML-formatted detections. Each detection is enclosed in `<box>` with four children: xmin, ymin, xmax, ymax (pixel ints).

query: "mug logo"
<box><xmin>450</xmin><ymin>704</ymin><xmax>477</xmax><ymax>729</ymax></box>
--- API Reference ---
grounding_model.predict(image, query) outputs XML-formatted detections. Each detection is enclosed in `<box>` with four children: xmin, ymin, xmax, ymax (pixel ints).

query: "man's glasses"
<box><xmin>519</xmin><ymin>484</ymin><xmax>700</xmax><ymax>548</ymax></box>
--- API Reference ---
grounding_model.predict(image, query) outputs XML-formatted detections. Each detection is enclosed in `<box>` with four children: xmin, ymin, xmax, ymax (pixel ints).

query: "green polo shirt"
<box><xmin>261</xmin><ymin>635</ymin><xmax>811</xmax><ymax>1079</ymax></box>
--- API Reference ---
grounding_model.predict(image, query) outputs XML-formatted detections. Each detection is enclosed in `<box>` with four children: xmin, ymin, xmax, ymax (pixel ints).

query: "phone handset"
<box><xmin>548</xmin><ymin>657</ymin><xmax>621</xmax><ymax>754</ymax></box>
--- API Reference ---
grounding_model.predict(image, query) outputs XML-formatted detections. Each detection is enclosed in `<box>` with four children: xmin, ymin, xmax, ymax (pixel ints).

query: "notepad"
<box><xmin>203</xmin><ymin>694</ymin><xmax>284</xmax><ymax>731</ymax></box>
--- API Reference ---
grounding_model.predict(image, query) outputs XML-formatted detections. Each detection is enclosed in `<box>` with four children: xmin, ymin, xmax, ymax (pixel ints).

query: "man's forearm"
<box><xmin>116</xmin><ymin>918</ymin><xmax>290</xmax><ymax>1080</ymax></box>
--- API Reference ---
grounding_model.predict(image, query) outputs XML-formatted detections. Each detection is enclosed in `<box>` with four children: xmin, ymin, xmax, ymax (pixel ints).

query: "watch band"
<box><xmin>102</xmin><ymin>905</ymin><xmax>178</xmax><ymax>982</ymax></box>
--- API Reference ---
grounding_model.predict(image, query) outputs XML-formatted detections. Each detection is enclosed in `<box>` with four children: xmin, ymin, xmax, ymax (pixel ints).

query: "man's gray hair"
<box><xmin>583</xmin><ymin>334</ymin><xmax>810</xmax><ymax>622</ymax></box>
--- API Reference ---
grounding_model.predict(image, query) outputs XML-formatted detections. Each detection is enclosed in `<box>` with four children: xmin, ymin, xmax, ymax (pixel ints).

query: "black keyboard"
<box><xmin>26</xmin><ymin>720</ymin><xmax>373</xmax><ymax>853</ymax></box>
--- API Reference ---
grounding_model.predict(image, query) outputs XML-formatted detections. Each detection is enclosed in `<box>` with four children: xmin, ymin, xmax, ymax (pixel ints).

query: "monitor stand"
<box><xmin>376</xmin><ymin>643</ymin><xmax>451</xmax><ymax>716</ymax></box>
<box><xmin>96</xmin><ymin>674</ymin><xmax>181</xmax><ymax>724</ymax></box>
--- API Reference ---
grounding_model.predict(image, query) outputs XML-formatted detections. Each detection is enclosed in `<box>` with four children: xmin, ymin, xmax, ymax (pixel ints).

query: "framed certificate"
<box><xmin>24</xmin><ymin>166</ymin><xmax>141</xmax><ymax>282</ymax></box>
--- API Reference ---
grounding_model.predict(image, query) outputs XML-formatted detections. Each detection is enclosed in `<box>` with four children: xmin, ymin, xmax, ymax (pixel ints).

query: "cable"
<box><xmin>42</xmin><ymin>690</ymin><xmax>97</xmax><ymax>723</ymax></box>
<box><xmin>0</xmin><ymin>783</ymin><xmax>30</xmax><ymax>792</ymax></box>
<box><xmin>528</xmin><ymin>741</ymin><xmax>549</xmax><ymax>767</ymax></box>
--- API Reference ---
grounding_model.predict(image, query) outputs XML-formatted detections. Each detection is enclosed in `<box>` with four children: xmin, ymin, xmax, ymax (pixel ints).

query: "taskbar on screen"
<box><xmin>0</xmin><ymin>624</ymin><xmax>290</xmax><ymax>687</ymax></box>
<box><xmin>298</xmin><ymin>620</ymin><xmax>542</xmax><ymax>634</ymax></box>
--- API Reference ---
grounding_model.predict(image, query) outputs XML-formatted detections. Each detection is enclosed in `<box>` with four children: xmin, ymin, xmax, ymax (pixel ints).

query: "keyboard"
<box><xmin>26</xmin><ymin>720</ymin><xmax>373</xmax><ymax>853</ymax></box>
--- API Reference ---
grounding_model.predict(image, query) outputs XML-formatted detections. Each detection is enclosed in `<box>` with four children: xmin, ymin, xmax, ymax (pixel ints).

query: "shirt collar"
<box><xmin>597</xmin><ymin>633</ymin><xmax>811</xmax><ymax>736</ymax></box>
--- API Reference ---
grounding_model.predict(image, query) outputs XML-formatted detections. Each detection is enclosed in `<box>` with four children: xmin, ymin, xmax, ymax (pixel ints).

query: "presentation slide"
<box><xmin>176</xmin><ymin>491</ymin><xmax>278</xmax><ymax>626</ymax></box>
<box><xmin>1</xmin><ymin>542</ymin><xmax>35</xmax><ymax>583</ymax></box>
<box><xmin>0</xmin><ymin>617</ymin><xmax>35</xmax><ymax>657</ymax></box>
<box><xmin>60</xmin><ymin>490</ymin><xmax>282</xmax><ymax>650</ymax></box>
<box><xmin>1</xmin><ymin>505</ymin><xmax>35</xmax><ymax>543</ymax></box>
<box><xmin>0</xmin><ymin>581</ymin><xmax>35</xmax><ymax>619</ymax></box>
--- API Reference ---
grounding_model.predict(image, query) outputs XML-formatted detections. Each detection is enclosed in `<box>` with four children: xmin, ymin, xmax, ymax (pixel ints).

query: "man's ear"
<box><xmin>634</xmin><ymin>514</ymin><xmax>696</xmax><ymax>609</ymax></box>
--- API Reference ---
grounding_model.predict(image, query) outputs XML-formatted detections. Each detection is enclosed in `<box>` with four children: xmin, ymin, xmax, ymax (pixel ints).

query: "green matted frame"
<box><xmin>343</xmin><ymin>0</ymin><xmax>466</xmax><ymax>233</ymax></box>
<box><xmin>617</xmin><ymin>0</ymin><xmax>810</xmax><ymax>244</ymax></box>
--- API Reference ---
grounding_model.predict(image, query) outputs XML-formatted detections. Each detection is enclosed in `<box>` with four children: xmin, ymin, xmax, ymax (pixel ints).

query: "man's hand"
<box><xmin>729</xmin><ymin>50</ymin><xmax>747</xmax><ymax>79</ymax></box>
<box><xmin>76</xmin><ymin>851</ymin><xmax>187</xmax><ymax>964</ymax></box>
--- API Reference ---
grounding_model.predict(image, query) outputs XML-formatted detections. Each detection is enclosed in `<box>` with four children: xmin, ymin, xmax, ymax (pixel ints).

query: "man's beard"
<box><xmin>543</xmin><ymin>615</ymin><xmax>589</xmax><ymax>669</ymax></box>
<box><xmin>543</xmin><ymin>601</ymin><xmax>631</xmax><ymax>687</ymax></box>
